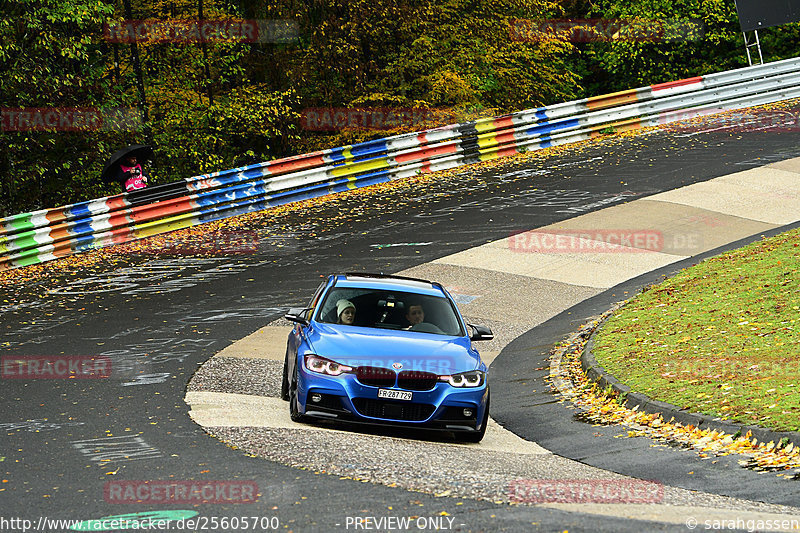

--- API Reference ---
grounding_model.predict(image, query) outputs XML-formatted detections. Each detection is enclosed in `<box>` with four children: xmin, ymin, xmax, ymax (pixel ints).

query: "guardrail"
<box><xmin>3</xmin><ymin>57</ymin><xmax>800</xmax><ymax>271</ymax></box>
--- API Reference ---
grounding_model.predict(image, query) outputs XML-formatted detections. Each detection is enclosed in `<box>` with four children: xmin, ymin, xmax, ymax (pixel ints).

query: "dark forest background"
<box><xmin>1</xmin><ymin>0</ymin><xmax>798</xmax><ymax>216</ymax></box>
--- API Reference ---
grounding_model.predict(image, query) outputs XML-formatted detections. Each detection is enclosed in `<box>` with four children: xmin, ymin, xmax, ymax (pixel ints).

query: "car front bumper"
<box><xmin>297</xmin><ymin>369</ymin><xmax>488</xmax><ymax>432</ymax></box>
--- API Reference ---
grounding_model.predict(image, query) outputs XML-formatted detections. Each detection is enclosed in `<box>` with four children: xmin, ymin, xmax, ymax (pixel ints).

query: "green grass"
<box><xmin>593</xmin><ymin>228</ymin><xmax>800</xmax><ymax>432</ymax></box>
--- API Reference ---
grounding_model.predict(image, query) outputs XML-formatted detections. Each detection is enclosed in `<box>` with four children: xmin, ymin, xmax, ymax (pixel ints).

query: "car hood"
<box><xmin>307</xmin><ymin>323</ymin><xmax>481</xmax><ymax>375</ymax></box>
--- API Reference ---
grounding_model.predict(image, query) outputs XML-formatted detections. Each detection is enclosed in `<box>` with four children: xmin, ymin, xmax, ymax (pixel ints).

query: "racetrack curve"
<box><xmin>185</xmin><ymin>156</ymin><xmax>800</xmax><ymax>521</ymax></box>
<box><xmin>3</xmin><ymin>110</ymin><xmax>800</xmax><ymax>532</ymax></box>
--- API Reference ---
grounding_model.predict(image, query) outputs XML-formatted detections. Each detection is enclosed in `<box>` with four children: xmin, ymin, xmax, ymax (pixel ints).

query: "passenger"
<box><xmin>336</xmin><ymin>299</ymin><xmax>356</xmax><ymax>325</ymax></box>
<box><xmin>405</xmin><ymin>302</ymin><xmax>424</xmax><ymax>328</ymax></box>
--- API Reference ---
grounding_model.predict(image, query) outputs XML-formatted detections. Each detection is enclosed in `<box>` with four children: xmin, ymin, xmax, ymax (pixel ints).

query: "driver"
<box><xmin>405</xmin><ymin>302</ymin><xmax>424</xmax><ymax>328</ymax></box>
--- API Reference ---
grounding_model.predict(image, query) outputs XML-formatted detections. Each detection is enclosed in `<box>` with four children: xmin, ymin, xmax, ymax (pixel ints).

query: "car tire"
<box><xmin>280</xmin><ymin>350</ymin><xmax>290</xmax><ymax>401</ymax></box>
<box><xmin>289</xmin><ymin>364</ymin><xmax>306</xmax><ymax>423</ymax></box>
<box><xmin>456</xmin><ymin>392</ymin><xmax>489</xmax><ymax>443</ymax></box>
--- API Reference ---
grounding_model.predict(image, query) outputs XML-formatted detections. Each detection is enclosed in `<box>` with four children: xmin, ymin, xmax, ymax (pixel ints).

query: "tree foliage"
<box><xmin>582</xmin><ymin>0</ymin><xmax>741</xmax><ymax>92</ymax></box>
<box><xmin>1</xmin><ymin>0</ymin><xmax>799</xmax><ymax>215</ymax></box>
<box><xmin>1</xmin><ymin>0</ymin><xmax>118</xmax><ymax>214</ymax></box>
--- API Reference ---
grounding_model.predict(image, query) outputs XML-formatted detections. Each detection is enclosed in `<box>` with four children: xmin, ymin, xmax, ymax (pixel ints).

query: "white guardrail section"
<box><xmin>2</xmin><ymin>57</ymin><xmax>800</xmax><ymax>270</ymax></box>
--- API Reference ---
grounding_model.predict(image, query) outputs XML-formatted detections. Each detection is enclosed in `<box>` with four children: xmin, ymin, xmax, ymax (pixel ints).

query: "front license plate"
<box><xmin>378</xmin><ymin>389</ymin><xmax>412</xmax><ymax>401</ymax></box>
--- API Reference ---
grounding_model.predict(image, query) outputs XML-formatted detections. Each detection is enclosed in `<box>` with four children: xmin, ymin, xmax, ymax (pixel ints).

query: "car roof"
<box><xmin>331</xmin><ymin>273</ymin><xmax>447</xmax><ymax>297</ymax></box>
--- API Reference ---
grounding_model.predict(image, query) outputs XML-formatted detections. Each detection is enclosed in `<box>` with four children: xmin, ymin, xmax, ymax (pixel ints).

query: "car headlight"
<box><xmin>440</xmin><ymin>370</ymin><xmax>485</xmax><ymax>388</ymax></box>
<box><xmin>304</xmin><ymin>355</ymin><xmax>353</xmax><ymax>376</ymax></box>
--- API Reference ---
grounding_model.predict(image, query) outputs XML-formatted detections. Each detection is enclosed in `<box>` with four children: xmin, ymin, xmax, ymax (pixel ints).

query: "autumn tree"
<box><xmin>0</xmin><ymin>0</ymin><xmax>118</xmax><ymax>214</ymax></box>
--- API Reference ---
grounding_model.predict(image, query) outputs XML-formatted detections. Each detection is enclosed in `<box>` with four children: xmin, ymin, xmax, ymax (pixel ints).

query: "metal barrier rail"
<box><xmin>2</xmin><ymin>57</ymin><xmax>800</xmax><ymax>271</ymax></box>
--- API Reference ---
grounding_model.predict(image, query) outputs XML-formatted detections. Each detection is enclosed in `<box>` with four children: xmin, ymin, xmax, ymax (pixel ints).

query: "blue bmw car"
<box><xmin>281</xmin><ymin>273</ymin><xmax>493</xmax><ymax>442</ymax></box>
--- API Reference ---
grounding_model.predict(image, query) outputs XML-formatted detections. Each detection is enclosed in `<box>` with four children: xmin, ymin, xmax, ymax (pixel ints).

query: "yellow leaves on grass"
<box><xmin>560</xmin><ymin>325</ymin><xmax>800</xmax><ymax>478</ymax></box>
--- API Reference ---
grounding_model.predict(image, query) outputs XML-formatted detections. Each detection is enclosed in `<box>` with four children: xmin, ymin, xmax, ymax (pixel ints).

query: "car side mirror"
<box><xmin>468</xmin><ymin>324</ymin><xmax>494</xmax><ymax>341</ymax></box>
<box><xmin>285</xmin><ymin>307</ymin><xmax>311</xmax><ymax>326</ymax></box>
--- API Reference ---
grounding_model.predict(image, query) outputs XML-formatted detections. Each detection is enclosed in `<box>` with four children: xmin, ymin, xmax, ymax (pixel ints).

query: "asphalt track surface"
<box><xmin>2</xmin><ymin>119</ymin><xmax>800</xmax><ymax>532</ymax></box>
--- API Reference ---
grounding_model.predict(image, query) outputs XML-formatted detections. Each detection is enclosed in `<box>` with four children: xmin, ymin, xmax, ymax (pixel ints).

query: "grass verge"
<box><xmin>593</xmin><ymin>227</ymin><xmax>800</xmax><ymax>432</ymax></box>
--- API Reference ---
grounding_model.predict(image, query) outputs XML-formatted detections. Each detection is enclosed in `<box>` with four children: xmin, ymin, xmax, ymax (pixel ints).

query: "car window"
<box><xmin>293</xmin><ymin>281</ymin><xmax>328</xmax><ymax>322</ymax></box>
<box><xmin>317</xmin><ymin>287</ymin><xmax>464</xmax><ymax>336</ymax></box>
<box><xmin>307</xmin><ymin>281</ymin><xmax>327</xmax><ymax>308</ymax></box>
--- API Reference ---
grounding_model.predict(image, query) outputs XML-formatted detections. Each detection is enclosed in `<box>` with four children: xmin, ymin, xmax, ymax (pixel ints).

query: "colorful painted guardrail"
<box><xmin>3</xmin><ymin>56</ymin><xmax>800</xmax><ymax>271</ymax></box>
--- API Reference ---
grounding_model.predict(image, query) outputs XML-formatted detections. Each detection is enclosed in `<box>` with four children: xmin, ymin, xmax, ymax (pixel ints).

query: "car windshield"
<box><xmin>316</xmin><ymin>287</ymin><xmax>464</xmax><ymax>336</ymax></box>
